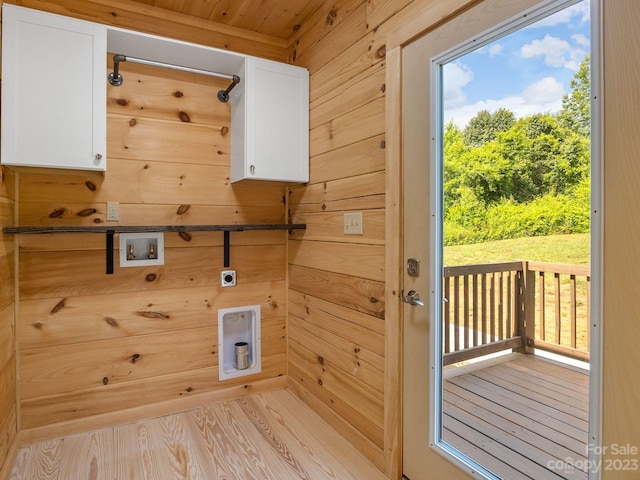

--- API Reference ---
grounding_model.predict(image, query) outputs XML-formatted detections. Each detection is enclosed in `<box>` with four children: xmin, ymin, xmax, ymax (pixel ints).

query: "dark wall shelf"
<box><xmin>4</xmin><ymin>224</ymin><xmax>306</xmax><ymax>235</ymax></box>
<box><xmin>4</xmin><ymin>223</ymin><xmax>306</xmax><ymax>274</ymax></box>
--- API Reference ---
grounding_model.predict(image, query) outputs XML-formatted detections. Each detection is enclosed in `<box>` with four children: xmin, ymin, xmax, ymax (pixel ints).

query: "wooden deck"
<box><xmin>10</xmin><ymin>388</ymin><xmax>387</xmax><ymax>480</ymax></box>
<box><xmin>443</xmin><ymin>353</ymin><xmax>589</xmax><ymax>480</ymax></box>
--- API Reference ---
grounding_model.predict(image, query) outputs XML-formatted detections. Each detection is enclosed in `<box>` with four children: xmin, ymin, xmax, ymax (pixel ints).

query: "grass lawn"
<box><xmin>443</xmin><ymin>233</ymin><xmax>590</xmax><ymax>266</ymax></box>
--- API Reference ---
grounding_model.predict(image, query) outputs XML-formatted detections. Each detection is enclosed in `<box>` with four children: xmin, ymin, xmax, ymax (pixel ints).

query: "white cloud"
<box><xmin>520</xmin><ymin>34</ymin><xmax>585</xmax><ymax>70</ymax></box>
<box><xmin>473</xmin><ymin>43</ymin><xmax>503</xmax><ymax>57</ymax></box>
<box><xmin>444</xmin><ymin>77</ymin><xmax>565</xmax><ymax>128</ymax></box>
<box><xmin>442</xmin><ymin>61</ymin><xmax>474</xmax><ymax>108</ymax></box>
<box><xmin>488</xmin><ymin>44</ymin><xmax>504</xmax><ymax>57</ymax></box>
<box><xmin>525</xmin><ymin>1</ymin><xmax>590</xmax><ymax>28</ymax></box>
<box><xmin>441</xmin><ymin>0</ymin><xmax>589</xmax><ymax>129</ymax></box>
<box><xmin>572</xmin><ymin>33</ymin><xmax>590</xmax><ymax>47</ymax></box>
<box><xmin>522</xmin><ymin>76</ymin><xmax>565</xmax><ymax>104</ymax></box>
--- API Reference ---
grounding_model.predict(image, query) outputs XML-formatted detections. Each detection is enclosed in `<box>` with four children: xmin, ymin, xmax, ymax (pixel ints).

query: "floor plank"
<box><xmin>443</xmin><ymin>354</ymin><xmax>589</xmax><ymax>480</ymax></box>
<box><xmin>181</xmin><ymin>405</ymin><xmax>256</xmax><ymax>478</ymax></box>
<box><xmin>10</xmin><ymin>388</ymin><xmax>387</xmax><ymax>480</ymax></box>
<box><xmin>261</xmin><ymin>389</ymin><xmax>384</xmax><ymax>479</ymax></box>
<box><xmin>114</xmin><ymin>422</ymin><xmax>145</xmax><ymax>479</ymax></box>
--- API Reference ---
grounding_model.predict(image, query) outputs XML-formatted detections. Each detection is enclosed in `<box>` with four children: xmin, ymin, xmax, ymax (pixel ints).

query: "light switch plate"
<box><xmin>344</xmin><ymin>212</ymin><xmax>363</xmax><ymax>235</ymax></box>
<box><xmin>106</xmin><ymin>202</ymin><xmax>120</xmax><ymax>221</ymax></box>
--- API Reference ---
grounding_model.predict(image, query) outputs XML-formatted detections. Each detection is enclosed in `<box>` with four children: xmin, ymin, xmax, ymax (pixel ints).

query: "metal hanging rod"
<box><xmin>108</xmin><ymin>54</ymin><xmax>240</xmax><ymax>103</ymax></box>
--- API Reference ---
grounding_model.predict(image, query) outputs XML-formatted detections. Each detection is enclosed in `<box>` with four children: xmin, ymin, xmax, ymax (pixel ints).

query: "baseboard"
<box><xmin>18</xmin><ymin>376</ymin><xmax>287</xmax><ymax>446</ymax></box>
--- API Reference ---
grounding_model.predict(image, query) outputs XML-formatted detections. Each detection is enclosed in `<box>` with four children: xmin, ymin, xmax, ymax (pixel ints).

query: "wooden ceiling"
<box><xmin>128</xmin><ymin>0</ymin><xmax>328</xmax><ymax>40</ymax></box>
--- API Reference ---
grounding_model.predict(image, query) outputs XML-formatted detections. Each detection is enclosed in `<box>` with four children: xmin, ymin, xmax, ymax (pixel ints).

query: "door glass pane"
<box><xmin>437</xmin><ymin>2</ymin><xmax>592</xmax><ymax>478</ymax></box>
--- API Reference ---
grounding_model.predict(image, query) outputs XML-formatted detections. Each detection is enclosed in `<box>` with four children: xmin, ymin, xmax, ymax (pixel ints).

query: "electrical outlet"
<box><xmin>221</xmin><ymin>270</ymin><xmax>236</xmax><ymax>287</ymax></box>
<box><xmin>106</xmin><ymin>202</ymin><xmax>120</xmax><ymax>221</ymax></box>
<box><xmin>344</xmin><ymin>212</ymin><xmax>363</xmax><ymax>235</ymax></box>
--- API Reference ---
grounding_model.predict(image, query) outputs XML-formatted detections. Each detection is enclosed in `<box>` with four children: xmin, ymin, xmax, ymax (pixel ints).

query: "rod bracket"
<box><xmin>108</xmin><ymin>54</ymin><xmax>126</xmax><ymax>86</ymax></box>
<box><xmin>217</xmin><ymin>75</ymin><xmax>241</xmax><ymax>103</ymax></box>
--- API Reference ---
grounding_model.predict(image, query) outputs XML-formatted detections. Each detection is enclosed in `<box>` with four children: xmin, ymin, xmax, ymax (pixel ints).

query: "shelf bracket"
<box><xmin>106</xmin><ymin>230</ymin><xmax>114</xmax><ymax>275</ymax></box>
<box><xmin>224</xmin><ymin>231</ymin><xmax>230</xmax><ymax>268</ymax></box>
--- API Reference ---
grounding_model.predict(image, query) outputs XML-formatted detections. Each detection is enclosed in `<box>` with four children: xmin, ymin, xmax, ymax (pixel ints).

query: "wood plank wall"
<box><xmin>286</xmin><ymin>0</ymin><xmax>394</xmax><ymax>471</ymax></box>
<box><xmin>14</xmin><ymin>58</ymin><xmax>289</xmax><ymax>437</ymax></box>
<box><xmin>285</xmin><ymin>0</ymin><xmax>482</xmax><ymax>475</ymax></box>
<box><xmin>286</xmin><ymin>0</ymin><xmax>387</xmax><ymax>463</ymax></box>
<box><xmin>0</xmin><ymin>165</ymin><xmax>17</xmax><ymax>478</ymax></box>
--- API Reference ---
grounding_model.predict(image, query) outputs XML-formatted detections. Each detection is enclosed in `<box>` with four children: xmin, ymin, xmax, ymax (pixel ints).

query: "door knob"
<box><xmin>401</xmin><ymin>289</ymin><xmax>424</xmax><ymax>306</ymax></box>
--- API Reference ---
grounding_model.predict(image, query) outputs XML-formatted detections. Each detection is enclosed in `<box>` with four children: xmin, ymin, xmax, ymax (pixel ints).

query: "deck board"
<box><xmin>10</xmin><ymin>389</ymin><xmax>387</xmax><ymax>480</ymax></box>
<box><xmin>443</xmin><ymin>354</ymin><xmax>589</xmax><ymax>480</ymax></box>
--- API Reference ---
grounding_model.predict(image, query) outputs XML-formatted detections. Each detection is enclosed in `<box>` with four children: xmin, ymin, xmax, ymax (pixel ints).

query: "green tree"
<box><xmin>462</xmin><ymin>108</ymin><xmax>516</xmax><ymax>146</ymax></box>
<box><xmin>558</xmin><ymin>55</ymin><xmax>591</xmax><ymax>137</ymax></box>
<box><xmin>443</xmin><ymin>122</ymin><xmax>469</xmax><ymax>208</ymax></box>
<box><xmin>443</xmin><ymin>54</ymin><xmax>591</xmax><ymax>245</ymax></box>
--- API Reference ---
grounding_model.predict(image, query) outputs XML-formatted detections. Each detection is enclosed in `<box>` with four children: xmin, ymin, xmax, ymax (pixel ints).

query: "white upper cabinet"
<box><xmin>1</xmin><ymin>5</ymin><xmax>107</xmax><ymax>171</ymax></box>
<box><xmin>1</xmin><ymin>5</ymin><xmax>309</xmax><ymax>182</ymax></box>
<box><xmin>231</xmin><ymin>57</ymin><xmax>309</xmax><ymax>183</ymax></box>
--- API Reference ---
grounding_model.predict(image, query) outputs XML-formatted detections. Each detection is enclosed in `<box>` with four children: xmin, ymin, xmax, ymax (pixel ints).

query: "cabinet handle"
<box><xmin>249</xmin><ymin>165</ymin><xmax>255</xmax><ymax>174</ymax></box>
<box><xmin>95</xmin><ymin>153</ymin><xmax>103</xmax><ymax>161</ymax></box>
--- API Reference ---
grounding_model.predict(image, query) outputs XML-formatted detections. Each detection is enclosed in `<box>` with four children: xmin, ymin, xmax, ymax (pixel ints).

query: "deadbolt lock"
<box><xmin>407</xmin><ymin>258</ymin><xmax>420</xmax><ymax>277</ymax></box>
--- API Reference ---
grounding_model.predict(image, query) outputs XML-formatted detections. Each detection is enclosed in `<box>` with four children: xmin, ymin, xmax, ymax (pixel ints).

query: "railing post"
<box><xmin>515</xmin><ymin>261</ymin><xmax>535</xmax><ymax>354</ymax></box>
<box><xmin>514</xmin><ymin>264</ymin><xmax>525</xmax><ymax>353</ymax></box>
<box><xmin>525</xmin><ymin>264</ymin><xmax>536</xmax><ymax>353</ymax></box>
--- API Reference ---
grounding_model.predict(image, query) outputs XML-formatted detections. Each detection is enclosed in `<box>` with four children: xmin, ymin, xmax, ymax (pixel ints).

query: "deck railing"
<box><xmin>442</xmin><ymin>261</ymin><xmax>590</xmax><ymax>366</ymax></box>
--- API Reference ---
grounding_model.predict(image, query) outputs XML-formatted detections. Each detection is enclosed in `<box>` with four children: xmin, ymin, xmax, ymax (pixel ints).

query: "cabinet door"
<box><xmin>1</xmin><ymin>5</ymin><xmax>107</xmax><ymax>171</ymax></box>
<box><xmin>242</xmin><ymin>58</ymin><xmax>309</xmax><ymax>182</ymax></box>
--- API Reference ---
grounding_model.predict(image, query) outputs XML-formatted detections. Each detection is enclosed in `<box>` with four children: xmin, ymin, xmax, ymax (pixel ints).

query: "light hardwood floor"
<box><xmin>11</xmin><ymin>388</ymin><xmax>387</xmax><ymax>479</ymax></box>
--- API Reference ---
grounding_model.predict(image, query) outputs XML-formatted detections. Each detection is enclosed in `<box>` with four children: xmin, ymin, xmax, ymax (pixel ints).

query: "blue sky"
<box><xmin>443</xmin><ymin>0</ymin><xmax>590</xmax><ymax>127</ymax></box>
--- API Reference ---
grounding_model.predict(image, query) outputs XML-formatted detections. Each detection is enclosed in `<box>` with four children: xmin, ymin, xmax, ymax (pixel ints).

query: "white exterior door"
<box><xmin>401</xmin><ymin>1</ymin><xmax>548</xmax><ymax>478</ymax></box>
